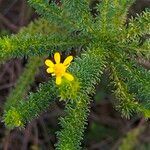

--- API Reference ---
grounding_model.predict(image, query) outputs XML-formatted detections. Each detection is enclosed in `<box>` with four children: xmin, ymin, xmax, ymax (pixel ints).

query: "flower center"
<box><xmin>54</xmin><ymin>63</ymin><xmax>66</xmax><ymax>77</ymax></box>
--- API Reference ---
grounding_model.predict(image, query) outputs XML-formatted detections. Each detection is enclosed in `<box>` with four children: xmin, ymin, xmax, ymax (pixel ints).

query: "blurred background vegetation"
<box><xmin>0</xmin><ymin>0</ymin><xmax>150</xmax><ymax>149</ymax></box>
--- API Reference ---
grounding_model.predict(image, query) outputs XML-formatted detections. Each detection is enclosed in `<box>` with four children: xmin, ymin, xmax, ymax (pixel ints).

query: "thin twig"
<box><xmin>0</xmin><ymin>13</ymin><xmax>18</xmax><ymax>32</ymax></box>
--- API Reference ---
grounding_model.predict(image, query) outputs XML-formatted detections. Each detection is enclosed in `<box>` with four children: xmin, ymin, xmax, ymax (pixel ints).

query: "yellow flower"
<box><xmin>45</xmin><ymin>52</ymin><xmax>74</xmax><ymax>85</ymax></box>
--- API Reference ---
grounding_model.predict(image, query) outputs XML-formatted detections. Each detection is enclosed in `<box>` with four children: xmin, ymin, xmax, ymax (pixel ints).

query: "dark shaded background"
<box><xmin>0</xmin><ymin>0</ymin><xmax>150</xmax><ymax>150</ymax></box>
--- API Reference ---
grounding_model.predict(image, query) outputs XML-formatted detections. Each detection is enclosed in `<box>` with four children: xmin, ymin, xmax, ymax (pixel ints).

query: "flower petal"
<box><xmin>46</xmin><ymin>68</ymin><xmax>54</xmax><ymax>73</ymax></box>
<box><xmin>64</xmin><ymin>73</ymin><xmax>74</xmax><ymax>81</ymax></box>
<box><xmin>63</xmin><ymin>56</ymin><xmax>73</xmax><ymax>66</ymax></box>
<box><xmin>54</xmin><ymin>52</ymin><xmax>61</xmax><ymax>64</ymax></box>
<box><xmin>45</xmin><ymin>59</ymin><xmax>54</xmax><ymax>67</ymax></box>
<box><xmin>56</xmin><ymin>76</ymin><xmax>62</xmax><ymax>85</ymax></box>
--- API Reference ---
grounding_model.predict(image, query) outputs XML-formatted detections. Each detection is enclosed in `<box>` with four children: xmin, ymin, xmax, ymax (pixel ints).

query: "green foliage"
<box><xmin>57</xmin><ymin>93</ymin><xmax>89</xmax><ymax>150</ymax></box>
<box><xmin>4</xmin><ymin>80</ymin><xmax>58</xmax><ymax>129</ymax></box>
<box><xmin>141</xmin><ymin>39</ymin><xmax>150</xmax><ymax>59</ymax></box>
<box><xmin>126</xmin><ymin>10</ymin><xmax>150</xmax><ymax>41</ymax></box>
<box><xmin>1</xmin><ymin>0</ymin><xmax>150</xmax><ymax>149</ymax></box>
<box><xmin>0</xmin><ymin>18</ymin><xmax>88</xmax><ymax>62</ymax></box>
<box><xmin>95</xmin><ymin>0</ymin><xmax>134</xmax><ymax>32</ymax></box>
<box><xmin>57</xmin><ymin>45</ymin><xmax>106</xmax><ymax>149</ymax></box>
<box><xmin>110</xmin><ymin>65</ymin><xmax>139</xmax><ymax>118</ymax></box>
<box><xmin>4</xmin><ymin>56</ymin><xmax>43</xmax><ymax>111</ymax></box>
<box><xmin>110</xmin><ymin>51</ymin><xmax>150</xmax><ymax>117</ymax></box>
<box><xmin>59</xmin><ymin>44</ymin><xmax>106</xmax><ymax>99</ymax></box>
<box><xmin>123</xmin><ymin>10</ymin><xmax>150</xmax><ymax>58</ymax></box>
<box><xmin>28</xmin><ymin>0</ymin><xmax>74</xmax><ymax>30</ymax></box>
<box><xmin>119</xmin><ymin>126</ymin><xmax>144</xmax><ymax>150</ymax></box>
<box><xmin>62</xmin><ymin>0</ymin><xmax>92</xmax><ymax>31</ymax></box>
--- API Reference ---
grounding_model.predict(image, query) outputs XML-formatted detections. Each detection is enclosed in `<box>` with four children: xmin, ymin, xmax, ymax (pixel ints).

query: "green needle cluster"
<box><xmin>1</xmin><ymin>0</ymin><xmax>149</xmax><ymax>149</ymax></box>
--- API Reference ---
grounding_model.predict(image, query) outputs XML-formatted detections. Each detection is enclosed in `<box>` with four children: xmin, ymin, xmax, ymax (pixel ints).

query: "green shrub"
<box><xmin>1</xmin><ymin>0</ymin><xmax>149</xmax><ymax>149</ymax></box>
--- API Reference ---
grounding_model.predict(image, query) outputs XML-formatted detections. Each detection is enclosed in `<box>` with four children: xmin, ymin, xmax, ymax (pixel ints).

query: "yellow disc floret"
<box><xmin>54</xmin><ymin>63</ymin><xmax>66</xmax><ymax>76</ymax></box>
<box><xmin>45</xmin><ymin>52</ymin><xmax>74</xmax><ymax>85</ymax></box>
